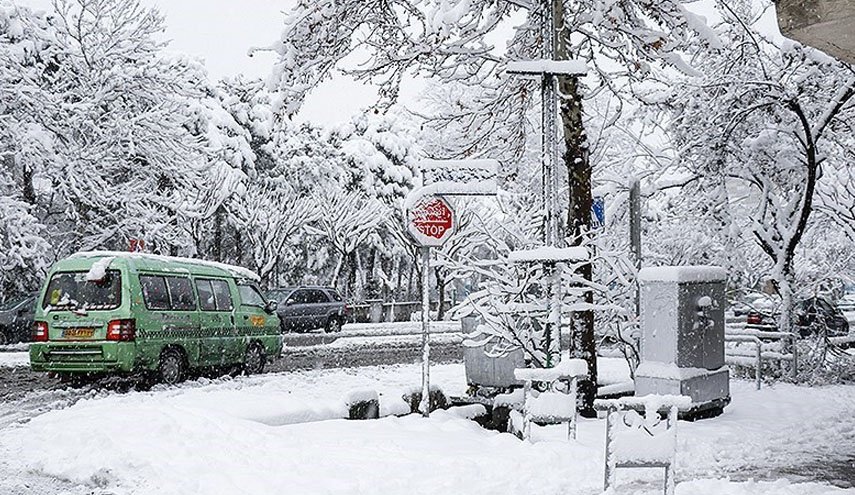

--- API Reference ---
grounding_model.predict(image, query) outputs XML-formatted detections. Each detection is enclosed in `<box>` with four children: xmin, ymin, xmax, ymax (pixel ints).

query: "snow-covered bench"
<box><xmin>513</xmin><ymin>359</ymin><xmax>588</xmax><ymax>441</ymax></box>
<box><xmin>595</xmin><ymin>394</ymin><xmax>692</xmax><ymax>495</ymax></box>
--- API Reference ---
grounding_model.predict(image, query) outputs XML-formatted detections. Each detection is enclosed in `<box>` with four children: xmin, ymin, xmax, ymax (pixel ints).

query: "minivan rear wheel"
<box><xmin>159</xmin><ymin>349</ymin><xmax>186</xmax><ymax>385</ymax></box>
<box><xmin>245</xmin><ymin>343</ymin><xmax>265</xmax><ymax>375</ymax></box>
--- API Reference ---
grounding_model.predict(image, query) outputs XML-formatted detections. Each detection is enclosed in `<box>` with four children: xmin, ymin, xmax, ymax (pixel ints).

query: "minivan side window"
<box><xmin>195</xmin><ymin>280</ymin><xmax>217</xmax><ymax>311</ymax></box>
<box><xmin>211</xmin><ymin>280</ymin><xmax>233</xmax><ymax>311</ymax></box>
<box><xmin>166</xmin><ymin>277</ymin><xmax>196</xmax><ymax>311</ymax></box>
<box><xmin>140</xmin><ymin>275</ymin><xmax>170</xmax><ymax>310</ymax></box>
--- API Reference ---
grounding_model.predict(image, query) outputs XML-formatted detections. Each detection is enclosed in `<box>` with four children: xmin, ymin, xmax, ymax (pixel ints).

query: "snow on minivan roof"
<box><xmin>69</xmin><ymin>251</ymin><xmax>261</xmax><ymax>282</ymax></box>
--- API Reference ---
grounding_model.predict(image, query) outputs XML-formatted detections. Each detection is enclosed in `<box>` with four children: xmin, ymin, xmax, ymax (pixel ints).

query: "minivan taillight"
<box><xmin>106</xmin><ymin>319</ymin><xmax>135</xmax><ymax>342</ymax></box>
<box><xmin>32</xmin><ymin>321</ymin><xmax>49</xmax><ymax>342</ymax></box>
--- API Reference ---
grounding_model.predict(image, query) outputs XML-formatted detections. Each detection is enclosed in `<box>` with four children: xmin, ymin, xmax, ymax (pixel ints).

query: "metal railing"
<box><xmin>724</xmin><ymin>329</ymin><xmax>798</xmax><ymax>389</ymax></box>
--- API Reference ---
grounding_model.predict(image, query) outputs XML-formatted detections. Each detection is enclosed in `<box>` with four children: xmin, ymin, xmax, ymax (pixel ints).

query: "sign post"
<box><xmin>406</xmin><ymin>195</ymin><xmax>456</xmax><ymax>417</ymax></box>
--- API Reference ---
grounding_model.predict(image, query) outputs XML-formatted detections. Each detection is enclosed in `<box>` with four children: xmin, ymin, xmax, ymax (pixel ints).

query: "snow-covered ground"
<box><xmin>0</xmin><ymin>349</ymin><xmax>28</xmax><ymax>367</ymax></box>
<box><xmin>0</xmin><ymin>362</ymin><xmax>852</xmax><ymax>495</ymax></box>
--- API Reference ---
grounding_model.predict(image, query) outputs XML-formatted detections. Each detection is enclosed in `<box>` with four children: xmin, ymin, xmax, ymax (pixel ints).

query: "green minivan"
<box><xmin>30</xmin><ymin>252</ymin><xmax>283</xmax><ymax>385</ymax></box>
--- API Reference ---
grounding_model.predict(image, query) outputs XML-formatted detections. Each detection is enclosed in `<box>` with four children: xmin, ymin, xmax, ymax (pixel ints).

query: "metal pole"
<box><xmin>629</xmin><ymin>180</ymin><xmax>642</xmax><ymax>317</ymax></box>
<box><xmin>539</xmin><ymin>0</ymin><xmax>561</xmax><ymax>368</ymax></box>
<box><xmin>541</xmin><ymin>0</ymin><xmax>557</xmax><ymax>247</ymax></box>
<box><xmin>420</xmin><ymin>246</ymin><xmax>431</xmax><ymax>417</ymax></box>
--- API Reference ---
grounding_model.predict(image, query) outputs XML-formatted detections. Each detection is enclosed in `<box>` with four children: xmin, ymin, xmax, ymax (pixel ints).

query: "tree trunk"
<box><xmin>556</xmin><ymin>2</ymin><xmax>597</xmax><ymax>414</ymax></box>
<box><xmin>435</xmin><ymin>267</ymin><xmax>447</xmax><ymax>320</ymax></box>
<box><xmin>212</xmin><ymin>207</ymin><xmax>224</xmax><ymax>262</ymax></box>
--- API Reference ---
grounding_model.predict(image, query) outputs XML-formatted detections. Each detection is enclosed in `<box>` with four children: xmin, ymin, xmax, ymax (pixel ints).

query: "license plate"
<box><xmin>63</xmin><ymin>328</ymin><xmax>95</xmax><ymax>339</ymax></box>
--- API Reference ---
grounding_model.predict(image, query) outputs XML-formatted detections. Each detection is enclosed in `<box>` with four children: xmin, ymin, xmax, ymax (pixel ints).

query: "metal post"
<box><xmin>603</xmin><ymin>408</ymin><xmax>613</xmax><ymax>491</ymax></box>
<box><xmin>420</xmin><ymin>246</ymin><xmax>431</xmax><ymax>417</ymax></box>
<box><xmin>540</xmin><ymin>0</ymin><xmax>557</xmax><ymax>247</ymax></box>
<box><xmin>755</xmin><ymin>340</ymin><xmax>762</xmax><ymax>390</ymax></box>
<box><xmin>629</xmin><ymin>180</ymin><xmax>642</xmax><ymax>316</ymax></box>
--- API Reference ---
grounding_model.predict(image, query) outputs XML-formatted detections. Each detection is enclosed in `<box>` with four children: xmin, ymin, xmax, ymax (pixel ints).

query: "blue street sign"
<box><xmin>592</xmin><ymin>196</ymin><xmax>605</xmax><ymax>229</ymax></box>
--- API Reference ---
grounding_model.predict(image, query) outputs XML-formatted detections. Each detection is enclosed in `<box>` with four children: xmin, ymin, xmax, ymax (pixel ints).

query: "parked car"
<box><xmin>267</xmin><ymin>286</ymin><xmax>347</xmax><ymax>333</ymax></box>
<box><xmin>29</xmin><ymin>252</ymin><xmax>282</xmax><ymax>385</ymax></box>
<box><xmin>0</xmin><ymin>293</ymin><xmax>37</xmax><ymax>345</ymax></box>
<box><xmin>745</xmin><ymin>296</ymin><xmax>850</xmax><ymax>337</ymax></box>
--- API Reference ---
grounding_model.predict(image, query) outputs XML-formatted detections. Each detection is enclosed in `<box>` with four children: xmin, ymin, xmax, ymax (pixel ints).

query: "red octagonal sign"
<box><xmin>407</xmin><ymin>196</ymin><xmax>456</xmax><ymax>247</ymax></box>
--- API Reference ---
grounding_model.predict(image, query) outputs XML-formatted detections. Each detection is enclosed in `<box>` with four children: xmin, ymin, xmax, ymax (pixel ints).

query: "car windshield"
<box><xmin>42</xmin><ymin>270</ymin><xmax>122</xmax><ymax>311</ymax></box>
<box><xmin>267</xmin><ymin>289</ymin><xmax>294</xmax><ymax>302</ymax></box>
<box><xmin>239</xmin><ymin>284</ymin><xmax>266</xmax><ymax>307</ymax></box>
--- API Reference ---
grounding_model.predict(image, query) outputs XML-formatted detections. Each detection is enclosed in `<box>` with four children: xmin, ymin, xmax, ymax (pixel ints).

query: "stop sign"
<box><xmin>407</xmin><ymin>196</ymin><xmax>456</xmax><ymax>247</ymax></box>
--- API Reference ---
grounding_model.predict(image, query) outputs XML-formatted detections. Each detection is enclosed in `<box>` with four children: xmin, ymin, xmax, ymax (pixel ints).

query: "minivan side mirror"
<box><xmin>265</xmin><ymin>300</ymin><xmax>278</xmax><ymax>314</ymax></box>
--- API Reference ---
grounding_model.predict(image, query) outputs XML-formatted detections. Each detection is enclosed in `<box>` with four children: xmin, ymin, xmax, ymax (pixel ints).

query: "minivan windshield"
<box><xmin>42</xmin><ymin>270</ymin><xmax>122</xmax><ymax>311</ymax></box>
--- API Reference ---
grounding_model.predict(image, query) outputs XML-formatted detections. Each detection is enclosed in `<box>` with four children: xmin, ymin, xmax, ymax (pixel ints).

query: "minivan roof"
<box><xmin>269</xmin><ymin>286</ymin><xmax>338</xmax><ymax>292</ymax></box>
<box><xmin>60</xmin><ymin>251</ymin><xmax>261</xmax><ymax>281</ymax></box>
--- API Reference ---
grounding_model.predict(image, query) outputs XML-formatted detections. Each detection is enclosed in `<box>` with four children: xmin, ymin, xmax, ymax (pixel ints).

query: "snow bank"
<box><xmin>1</xmin><ymin>364</ymin><xmax>854</xmax><ymax>494</ymax></box>
<box><xmin>0</xmin><ymin>351</ymin><xmax>29</xmax><ymax>368</ymax></box>
<box><xmin>638</xmin><ymin>265</ymin><xmax>726</xmax><ymax>283</ymax></box>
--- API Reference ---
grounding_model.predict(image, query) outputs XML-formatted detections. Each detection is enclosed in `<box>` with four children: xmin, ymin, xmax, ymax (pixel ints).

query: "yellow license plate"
<box><xmin>63</xmin><ymin>328</ymin><xmax>95</xmax><ymax>339</ymax></box>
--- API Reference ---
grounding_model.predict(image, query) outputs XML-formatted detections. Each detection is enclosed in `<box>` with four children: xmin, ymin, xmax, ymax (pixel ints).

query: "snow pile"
<box><xmin>611</xmin><ymin>409</ymin><xmax>676</xmax><ymax>464</ymax></box>
<box><xmin>638</xmin><ymin>265</ymin><xmax>726</xmax><ymax>283</ymax></box>
<box><xmin>344</xmin><ymin>388</ymin><xmax>379</xmax><ymax>406</ymax></box>
<box><xmin>85</xmin><ymin>256</ymin><xmax>114</xmax><ymax>281</ymax></box>
<box><xmin>1</xmin><ymin>365</ymin><xmax>854</xmax><ymax>494</ymax></box>
<box><xmin>446</xmin><ymin>404</ymin><xmax>487</xmax><ymax>420</ymax></box>
<box><xmin>527</xmin><ymin>391</ymin><xmax>574</xmax><ymax>421</ymax></box>
<box><xmin>635</xmin><ymin>361</ymin><xmax>726</xmax><ymax>381</ymax></box>
<box><xmin>514</xmin><ymin>358</ymin><xmax>588</xmax><ymax>381</ymax></box>
<box><xmin>0</xmin><ymin>351</ymin><xmax>29</xmax><ymax>368</ymax></box>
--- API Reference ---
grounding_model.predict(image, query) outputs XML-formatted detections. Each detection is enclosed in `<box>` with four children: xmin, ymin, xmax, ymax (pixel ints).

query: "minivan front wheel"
<box><xmin>245</xmin><ymin>343</ymin><xmax>265</xmax><ymax>375</ymax></box>
<box><xmin>159</xmin><ymin>349</ymin><xmax>186</xmax><ymax>385</ymax></box>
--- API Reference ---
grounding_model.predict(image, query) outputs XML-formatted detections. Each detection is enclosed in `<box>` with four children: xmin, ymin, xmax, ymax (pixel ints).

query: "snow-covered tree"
<box><xmin>662</xmin><ymin>0</ymin><xmax>855</xmax><ymax>334</ymax></box>
<box><xmin>307</xmin><ymin>190</ymin><xmax>389</xmax><ymax>299</ymax></box>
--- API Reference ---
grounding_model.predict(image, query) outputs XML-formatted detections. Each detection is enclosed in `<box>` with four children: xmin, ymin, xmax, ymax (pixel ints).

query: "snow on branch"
<box><xmin>505</xmin><ymin>59</ymin><xmax>588</xmax><ymax>77</ymax></box>
<box><xmin>508</xmin><ymin>246</ymin><xmax>590</xmax><ymax>263</ymax></box>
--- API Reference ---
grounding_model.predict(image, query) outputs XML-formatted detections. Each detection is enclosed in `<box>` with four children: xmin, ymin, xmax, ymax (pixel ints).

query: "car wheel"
<box><xmin>159</xmin><ymin>348</ymin><xmax>186</xmax><ymax>385</ymax></box>
<box><xmin>245</xmin><ymin>342</ymin><xmax>265</xmax><ymax>375</ymax></box>
<box><xmin>326</xmin><ymin>316</ymin><xmax>342</xmax><ymax>333</ymax></box>
<box><xmin>0</xmin><ymin>329</ymin><xmax>8</xmax><ymax>346</ymax></box>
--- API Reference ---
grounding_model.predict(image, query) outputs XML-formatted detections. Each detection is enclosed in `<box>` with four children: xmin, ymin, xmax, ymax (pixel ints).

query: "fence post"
<box><xmin>603</xmin><ymin>407</ymin><xmax>613</xmax><ymax>492</ymax></box>
<box><xmin>790</xmin><ymin>334</ymin><xmax>798</xmax><ymax>381</ymax></box>
<box><xmin>755</xmin><ymin>340</ymin><xmax>762</xmax><ymax>390</ymax></box>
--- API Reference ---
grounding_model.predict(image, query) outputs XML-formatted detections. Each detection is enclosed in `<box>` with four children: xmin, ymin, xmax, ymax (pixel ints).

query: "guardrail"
<box><xmin>724</xmin><ymin>329</ymin><xmax>798</xmax><ymax>389</ymax></box>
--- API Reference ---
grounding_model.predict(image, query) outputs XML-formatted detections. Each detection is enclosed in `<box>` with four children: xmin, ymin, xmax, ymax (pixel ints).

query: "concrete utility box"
<box><xmin>461</xmin><ymin>316</ymin><xmax>524</xmax><ymax>388</ymax></box>
<box><xmin>635</xmin><ymin>266</ymin><xmax>730</xmax><ymax>418</ymax></box>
